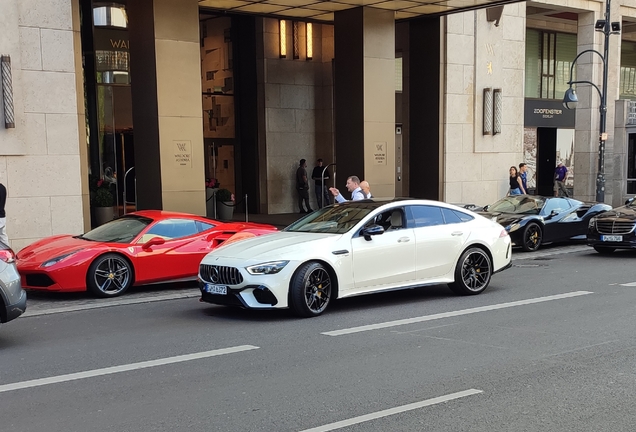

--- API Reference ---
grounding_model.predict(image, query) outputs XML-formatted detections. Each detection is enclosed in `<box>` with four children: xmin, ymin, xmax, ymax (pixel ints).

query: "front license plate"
<box><xmin>601</xmin><ymin>235</ymin><xmax>622</xmax><ymax>242</ymax></box>
<box><xmin>204</xmin><ymin>284</ymin><xmax>227</xmax><ymax>295</ymax></box>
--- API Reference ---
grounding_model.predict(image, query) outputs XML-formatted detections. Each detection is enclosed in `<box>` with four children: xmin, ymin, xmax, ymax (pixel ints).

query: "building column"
<box><xmin>128</xmin><ymin>0</ymin><xmax>205</xmax><ymax>214</ymax></box>
<box><xmin>334</xmin><ymin>7</ymin><xmax>395</xmax><ymax>198</ymax></box>
<box><xmin>573</xmin><ymin>8</ymin><xmax>621</xmax><ymax>205</ymax></box>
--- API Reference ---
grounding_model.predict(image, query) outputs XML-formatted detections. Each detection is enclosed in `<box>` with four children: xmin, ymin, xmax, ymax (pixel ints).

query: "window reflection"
<box><xmin>93</xmin><ymin>4</ymin><xmax>128</xmax><ymax>28</ymax></box>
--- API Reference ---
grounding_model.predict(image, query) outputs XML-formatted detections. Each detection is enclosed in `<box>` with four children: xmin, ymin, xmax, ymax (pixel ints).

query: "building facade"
<box><xmin>1</xmin><ymin>0</ymin><xmax>636</xmax><ymax>250</ymax></box>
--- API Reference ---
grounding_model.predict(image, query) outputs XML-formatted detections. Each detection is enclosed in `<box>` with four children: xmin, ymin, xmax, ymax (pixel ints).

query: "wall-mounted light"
<box><xmin>279</xmin><ymin>20</ymin><xmax>287</xmax><ymax>58</ymax></box>
<box><xmin>0</xmin><ymin>55</ymin><xmax>15</xmax><ymax>129</ymax></box>
<box><xmin>493</xmin><ymin>88</ymin><xmax>502</xmax><ymax>135</ymax></box>
<box><xmin>293</xmin><ymin>21</ymin><xmax>299</xmax><ymax>59</ymax></box>
<box><xmin>483</xmin><ymin>88</ymin><xmax>492</xmax><ymax>135</ymax></box>
<box><xmin>306</xmin><ymin>22</ymin><xmax>313</xmax><ymax>60</ymax></box>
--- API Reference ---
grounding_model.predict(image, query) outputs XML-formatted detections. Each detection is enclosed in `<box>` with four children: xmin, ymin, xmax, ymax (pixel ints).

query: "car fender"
<box><xmin>586</xmin><ymin>203</ymin><xmax>612</xmax><ymax>218</ymax></box>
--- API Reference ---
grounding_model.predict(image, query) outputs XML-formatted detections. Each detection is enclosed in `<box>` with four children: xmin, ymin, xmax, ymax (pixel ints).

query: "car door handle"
<box><xmin>451</xmin><ymin>231</ymin><xmax>463</xmax><ymax>236</ymax></box>
<box><xmin>398</xmin><ymin>237</ymin><xmax>411</xmax><ymax>243</ymax></box>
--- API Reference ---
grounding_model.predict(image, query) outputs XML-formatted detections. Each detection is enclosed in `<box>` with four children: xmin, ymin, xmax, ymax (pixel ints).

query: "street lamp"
<box><xmin>562</xmin><ymin>0</ymin><xmax>620</xmax><ymax>203</ymax></box>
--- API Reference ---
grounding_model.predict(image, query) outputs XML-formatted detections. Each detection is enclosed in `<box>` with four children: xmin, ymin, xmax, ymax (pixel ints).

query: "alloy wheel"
<box><xmin>460</xmin><ymin>250</ymin><xmax>491</xmax><ymax>292</ymax></box>
<box><xmin>93</xmin><ymin>256</ymin><xmax>131</xmax><ymax>295</ymax></box>
<box><xmin>524</xmin><ymin>224</ymin><xmax>542</xmax><ymax>251</ymax></box>
<box><xmin>303</xmin><ymin>267</ymin><xmax>331</xmax><ymax>314</ymax></box>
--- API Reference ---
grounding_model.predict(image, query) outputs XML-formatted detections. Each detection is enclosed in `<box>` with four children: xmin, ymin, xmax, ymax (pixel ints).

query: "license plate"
<box><xmin>204</xmin><ymin>284</ymin><xmax>227</xmax><ymax>295</ymax></box>
<box><xmin>601</xmin><ymin>235</ymin><xmax>622</xmax><ymax>242</ymax></box>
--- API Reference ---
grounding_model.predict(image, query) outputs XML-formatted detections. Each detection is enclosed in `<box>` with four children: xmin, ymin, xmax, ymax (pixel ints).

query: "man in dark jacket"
<box><xmin>0</xmin><ymin>182</ymin><xmax>8</xmax><ymax>246</ymax></box>
<box><xmin>311</xmin><ymin>158</ymin><xmax>331</xmax><ymax>208</ymax></box>
<box><xmin>296</xmin><ymin>159</ymin><xmax>312</xmax><ymax>213</ymax></box>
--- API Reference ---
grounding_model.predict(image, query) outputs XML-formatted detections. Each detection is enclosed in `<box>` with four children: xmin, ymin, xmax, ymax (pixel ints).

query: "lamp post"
<box><xmin>562</xmin><ymin>0</ymin><xmax>620</xmax><ymax>203</ymax></box>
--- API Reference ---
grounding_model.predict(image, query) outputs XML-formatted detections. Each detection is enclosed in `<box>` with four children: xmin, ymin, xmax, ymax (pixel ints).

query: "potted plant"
<box><xmin>93</xmin><ymin>179</ymin><xmax>115</xmax><ymax>226</ymax></box>
<box><xmin>215</xmin><ymin>188</ymin><xmax>235</xmax><ymax>221</ymax></box>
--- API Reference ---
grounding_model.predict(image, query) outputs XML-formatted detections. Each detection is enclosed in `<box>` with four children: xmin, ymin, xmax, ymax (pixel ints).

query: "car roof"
<box><xmin>124</xmin><ymin>210</ymin><xmax>205</xmax><ymax>221</ymax></box>
<box><xmin>329</xmin><ymin>198</ymin><xmax>472</xmax><ymax>211</ymax></box>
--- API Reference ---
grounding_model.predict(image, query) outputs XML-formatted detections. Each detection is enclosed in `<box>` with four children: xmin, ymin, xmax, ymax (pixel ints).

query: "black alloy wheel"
<box><xmin>87</xmin><ymin>253</ymin><xmax>133</xmax><ymax>298</ymax></box>
<box><xmin>448</xmin><ymin>247</ymin><xmax>492</xmax><ymax>295</ymax></box>
<box><xmin>593</xmin><ymin>246</ymin><xmax>616</xmax><ymax>255</ymax></box>
<box><xmin>289</xmin><ymin>262</ymin><xmax>332</xmax><ymax>317</ymax></box>
<box><xmin>522</xmin><ymin>222</ymin><xmax>543</xmax><ymax>252</ymax></box>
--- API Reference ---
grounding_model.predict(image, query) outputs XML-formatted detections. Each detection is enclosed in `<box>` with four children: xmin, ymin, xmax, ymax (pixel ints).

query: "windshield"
<box><xmin>80</xmin><ymin>216</ymin><xmax>153</xmax><ymax>243</ymax></box>
<box><xmin>487</xmin><ymin>196</ymin><xmax>545</xmax><ymax>215</ymax></box>
<box><xmin>284</xmin><ymin>204</ymin><xmax>375</xmax><ymax>234</ymax></box>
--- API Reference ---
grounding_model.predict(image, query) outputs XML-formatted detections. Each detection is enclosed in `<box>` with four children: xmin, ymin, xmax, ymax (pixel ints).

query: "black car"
<box><xmin>587</xmin><ymin>197</ymin><xmax>636</xmax><ymax>254</ymax></box>
<box><xmin>478</xmin><ymin>195</ymin><xmax>611</xmax><ymax>251</ymax></box>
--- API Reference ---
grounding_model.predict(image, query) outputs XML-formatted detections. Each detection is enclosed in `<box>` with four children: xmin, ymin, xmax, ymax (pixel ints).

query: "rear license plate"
<box><xmin>601</xmin><ymin>235</ymin><xmax>622</xmax><ymax>242</ymax></box>
<box><xmin>204</xmin><ymin>284</ymin><xmax>227</xmax><ymax>295</ymax></box>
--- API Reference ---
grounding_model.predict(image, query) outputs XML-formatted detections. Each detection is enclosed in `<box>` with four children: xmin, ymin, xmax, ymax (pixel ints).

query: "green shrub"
<box><xmin>94</xmin><ymin>187</ymin><xmax>114</xmax><ymax>207</ymax></box>
<box><xmin>215</xmin><ymin>188</ymin><xmax>233</xmax><ymax>202</ymax></box>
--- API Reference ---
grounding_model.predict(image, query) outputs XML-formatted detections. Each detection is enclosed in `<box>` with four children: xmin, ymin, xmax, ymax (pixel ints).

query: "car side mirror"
<box><xmin>361</xmin><ymin>224</ymin><xmax>384</xmax><ymax>241</ymax></box>
<box><xmin>142</xmin><ymin>236</ymin><xmax>165</xmax><ymax>250</ymax></box>
<box><xmin>547</xmin><ymin>209</ymin><xmax>559</xmax><ymax>219</ymax></box>
<box><xmin>483</xmin><ymin>205</ymin><xmax>489</xmax><ymax>212</ymax></box>
<box><xmin>625</xmin><ymin>197</ymin><xmax>635</xmax><ymax>205</ymax></box>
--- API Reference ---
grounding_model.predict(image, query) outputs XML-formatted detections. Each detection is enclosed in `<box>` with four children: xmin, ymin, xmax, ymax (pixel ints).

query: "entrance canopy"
<box><xmin>199</xmin><ymin>0</ymin><xmax>524</xmax><ymax>22</ymax></box>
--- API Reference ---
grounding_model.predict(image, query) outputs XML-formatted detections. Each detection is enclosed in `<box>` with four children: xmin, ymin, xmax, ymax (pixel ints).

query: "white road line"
<box><xmin>298</xmin><ymin>389</ymin><xmax>483</xmax><ymax>432</ymax></box>
<box><xmin>22</xmin><ymin>291</ymin><xmax>201</xmax><ymax>317</ymax></box>
<box><xmin>619</xmin><ymin>282</ymin><xmax>636</xmax><ymax>286</ymax></box>
<box><xmin>0</xmin><ymin>345</ymin><xmax>259</xmax><ymax>394</ymax></box>
<box><xmin>322</xmin><ymin>291</ymin><xmax>593</xmax><ymax>336</ymax></box>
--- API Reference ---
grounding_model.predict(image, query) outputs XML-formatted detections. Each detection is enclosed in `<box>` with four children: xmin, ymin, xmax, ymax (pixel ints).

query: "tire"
<box><xmin>448</xmin><ymin>248</ymin><xmax>492</xmax><ymax>296</ymax></box>
<box><xmin>87</xmin><ymin>253</ymin><xmax>134</xmax><ymax>298</ymax></box>
<box><xmin>522</xmin><ymin>222</ymin><xmax>543</xmax><ymax>252</ymax></box>
<box><xmin>593</xmin><ymin>246</ymin><xmax>616</xmax><ymax>255</ymax></box>
<box><xmin>289</xmin><ymin>262</ymin><xmax>332</xmax><ymax>317</ymax></box>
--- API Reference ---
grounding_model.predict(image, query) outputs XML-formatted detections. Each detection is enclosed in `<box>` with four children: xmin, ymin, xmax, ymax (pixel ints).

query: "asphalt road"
<box><xmin>2</xmin><ymin>245</ymin><xmax>636</xmax><ymax>431</ymax></box>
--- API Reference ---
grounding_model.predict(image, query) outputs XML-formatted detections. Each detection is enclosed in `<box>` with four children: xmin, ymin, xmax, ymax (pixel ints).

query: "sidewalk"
<box><xmin>230</xmin><ymin>212</ymin><xmax>304</xmax><ymax>229</ymax></box>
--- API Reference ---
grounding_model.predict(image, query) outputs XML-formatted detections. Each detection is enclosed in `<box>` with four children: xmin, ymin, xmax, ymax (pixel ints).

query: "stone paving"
<box><xmin>19</xmin><ymin>243</ymin><xmax>592</xmax><ymax>318</ymax></box>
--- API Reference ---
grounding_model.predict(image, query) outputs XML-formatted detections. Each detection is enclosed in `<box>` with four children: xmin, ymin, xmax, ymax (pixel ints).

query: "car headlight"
<box><xmin>246</xmin><ymin>260</ymin><xmax>289</xmax><ymax>275</ymax></box>
<box><xmin>589</xmin><ymin>219</ymin><xmax>596</xmax><ymax>228</ymax></box>
<box><xmin>507</xmin><ymin>222</ymin><xmax>521</xmax><ymax>232</ymax></box>
<box><xmin>41</xmin><ymin>251</ymin><xmax>79</xmax><ymax>268</ymax></box>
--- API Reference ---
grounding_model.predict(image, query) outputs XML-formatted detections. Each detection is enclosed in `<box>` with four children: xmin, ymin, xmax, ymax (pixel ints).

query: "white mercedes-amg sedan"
<box><xmin>198</xmin><ymin>199</ymin><xmax>512</xmax><ymax>317</ymax></box>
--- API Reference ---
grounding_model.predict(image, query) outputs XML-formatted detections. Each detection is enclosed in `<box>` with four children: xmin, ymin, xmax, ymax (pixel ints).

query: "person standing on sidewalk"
<box><xmin>0</xmin><ymin>181</ymin><xmax>8</xmax><ymax>246</ymax></box>
<box><xmin>554</xmin><ymin>161</ymin><xmax>569</xmax><ymax>197</ymax></box>
<box><xmin>518</xmin><ymin>163</ymin><xmax>528</xmax><ymax>194</ymax></box>
<box><xmin>312</xmin><ymin>158</ymin><xmax>331</xmax><ymax>208</ymax></box>
<box><xmin>296</xmin><ymin>159</ymin><xmax>313</xmax><ymax>213</ymax></box>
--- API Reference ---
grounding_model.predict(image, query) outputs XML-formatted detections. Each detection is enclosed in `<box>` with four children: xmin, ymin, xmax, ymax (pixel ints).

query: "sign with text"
<box><xmin>524</xmin><ymin>99</ymin><xmax>575</xmax><ymax>128</ymax></box>
<box><xmin>374</xmin><ymin>142</ymin><xmax>387</xmax><ymax>165</ymax></box>
<box><xmin>174</xmin><ymin>140</ymin><xmax>192</xmax><ymax>168</ymax></box>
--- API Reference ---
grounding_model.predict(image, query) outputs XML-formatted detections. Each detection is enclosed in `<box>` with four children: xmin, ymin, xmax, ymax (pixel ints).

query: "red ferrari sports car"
<box><xmin>16</xmin><ymin>210</ymin><xmax>277</xmax><ymax>297</ymax></box>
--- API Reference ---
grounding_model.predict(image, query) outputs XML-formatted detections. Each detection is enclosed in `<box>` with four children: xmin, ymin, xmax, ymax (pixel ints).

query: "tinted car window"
<box><xmin>410</xmin><ymin>205</ymin><xmax>445</xmax><ymax>228</ymax></box>
<box><xmin>441</xmin><ymin>209</ymin><xmax>474</xmax><ymax>224</ymax></box>
<box><xmin>80</xmin><ymin>216</ymin><xmax>153</xmax><ymax>243</ymax></box>
<box><xmin>144</xmin><ymin>219</ymin><xmax>198</xmax><ymax>240</ymax></box>
<box><xmin>542</xmin><ymin>198</ymin><xmax>568</xmax><ymax>215</ymax></box>
<box><xmin>196</xmin><ymin>221</ymin><xmax>215</xmax><ymax>232</ymax></box>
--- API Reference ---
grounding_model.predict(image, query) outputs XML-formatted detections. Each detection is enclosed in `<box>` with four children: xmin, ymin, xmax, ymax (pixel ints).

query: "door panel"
<box><xmin>414</xmin><ymin>224</ymin><xmax>466</xmax><ymax>279</ymax></box>
<box><xmin>351</xmin><ymin>228</ymin><xmax>416</xmax><ymax>291</ymax></box>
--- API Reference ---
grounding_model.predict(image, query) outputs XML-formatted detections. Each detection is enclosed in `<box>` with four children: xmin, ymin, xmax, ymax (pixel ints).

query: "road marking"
<box><xmin>298</xmin><ymin>389</ymin><xmax>483</xmax><ymax>432</ymax></box>
<box><xmin>322</xmin><ymin>291</ymin><xmax>593</xmax><ymax>336</ymax></box>
<box><xmin>22</xmin><ymin>290</ymin><xmax>201</xmax><ymax>317</ymax></box>
<box><xmin>619</xmin><ymin>282</ymin><xmax>636</xmax><ymax>286</ymax></box>
<box><xmin>0</xmin><ymin>345</ymin><xmax>258</xmax><ymax>394</ymax></box>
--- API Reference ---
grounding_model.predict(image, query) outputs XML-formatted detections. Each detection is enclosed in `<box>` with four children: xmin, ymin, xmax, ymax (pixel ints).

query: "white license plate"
<box><xmin>204</xmin><ymin>284</ymin><xmax>227</xmax><ymax>295</ymax></box>
<box><xmin>601</xmin><ymin>235</ymin><xmax>622</xmax><ymax>242</ymax></box>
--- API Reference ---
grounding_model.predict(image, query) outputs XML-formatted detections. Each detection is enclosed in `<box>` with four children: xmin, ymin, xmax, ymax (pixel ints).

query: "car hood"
<box><xmin>477</xmin><ymin>211</ymin><xmax>534</xmax><ymax>227</ymax></box>
<box><xmin>17</xmin><ymin>235</ymin><xmax>97</xmax><ymax>263</ymax></box>
<box><xmin>594</xmin><ymin>205</ymin><xmax>636</xmax><ymax>221</ymax></box>
<box><xmin>210</xmin><ymin>231</ymin><xmax>340</xmax><ymax>260</ymax></box>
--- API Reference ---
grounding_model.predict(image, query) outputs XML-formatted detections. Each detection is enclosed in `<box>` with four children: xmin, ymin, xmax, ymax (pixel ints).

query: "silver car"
<box><xmin>0</xmin><ymin>243</ymin><xmax>26</xmax><ymax>324</ymax></box>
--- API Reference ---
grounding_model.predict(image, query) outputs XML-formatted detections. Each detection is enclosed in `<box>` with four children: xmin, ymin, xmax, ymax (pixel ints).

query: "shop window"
<box><xmin>525</xmin><ymin>29</ymin><xmax>576</xmax><ymax>100</ymax></box>
<box><xmin>627</xmin><ymin>134</ymin><xmax>636</xmax><ymax>194</ymax></box>
<box><xmin>620</xmin><ymin>40</ymin><xmax>636</xmax><ymax>100</ymax></box>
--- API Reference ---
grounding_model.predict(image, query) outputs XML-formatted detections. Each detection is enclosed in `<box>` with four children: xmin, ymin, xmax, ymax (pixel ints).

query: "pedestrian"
<box><xmin>311</xmin><ymin>158</ymin><xmax>331</xmax><ymax>208</ymax></box>
<box><xmin>554</xmin><ymin>160</ymin><xmax>569</xmax><ymax>197</ymax></box>
<box><xmin>330</xmin><ymin>176</ymin><xmax>365</xmax><ymax>203</ymax></box>
<box><xmin>360</xmin><ymin>180</ymin><xmax>372</xmax><ymax>199</ymax></box>
<box><xmin>518</xmin><ymin>163</ymin><xmax>528</xmax><ymax>194</ymax></box>
<box><xmin>296</xmin><ymin>159</ymin><xmax>313</xmax><ymax>213</ymax></box>
<box><xmin>0</xmin><ymin>181</ymin><xmax>8</xmax><ymax>246</ymax></box>
<box><xmin>507</xmin><ymin>166</ymin><xmax>525</xmax><ymax>196</ymax></box>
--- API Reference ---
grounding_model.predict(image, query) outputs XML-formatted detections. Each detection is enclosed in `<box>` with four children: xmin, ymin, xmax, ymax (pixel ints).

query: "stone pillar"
<box><xmin>128</xmin><ymin>0</ymin><xmax>205</xmax><ymax>214</ymax></box>
<box><xmin>573</xmin><ymin>6</ymin><xmax>622</xmax><ymax>205</ymax></box>
<box><xmin>334</xmin><ymin>7</ymin><xmax>395</xmax><ymax>198</ymax></box>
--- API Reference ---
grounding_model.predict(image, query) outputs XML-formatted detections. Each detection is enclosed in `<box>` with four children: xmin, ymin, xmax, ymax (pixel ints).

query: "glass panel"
<box><xmin>409</xmin><ymin>205</ymin><xmax>445</xmax><ymax>227</ymax></box>
<box><xmin>93</xmin><ymin>4</ymin><xmax>128</xmax><ymax>28</ymax></box>
<box><xmin>525</xmin><ymin>29</ymin><xmax>541</xmax><ymax>98</ymax></box>
<box><xmin>628</xmin><ymin>133</ymin><xmax>636</xmax><ymax>180</ymax></box>
<box><xmin>620</xmin><ymin>40</ymin><xmax>636</xmax><ymax>100</ymax></box>
<box><xmin>555</xmin><ymin>33</ymin><xmax>577</xmax><ymax>100</ymax></box>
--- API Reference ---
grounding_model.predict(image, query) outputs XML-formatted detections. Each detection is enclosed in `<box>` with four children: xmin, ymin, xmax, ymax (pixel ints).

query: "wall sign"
<box><xmin>174</xmin><ymin>140</ymin><xmax>192</xmax><ymax>168</ymax></box>
<box><xmin>374</xmin><ymin>142</ymin><xmax>387</xmax><ymax>165</ymax></box>
<box><xmin>524</xmin><ymin>99</ymin><xmax>576</xmax><ymax>128</ymax></box>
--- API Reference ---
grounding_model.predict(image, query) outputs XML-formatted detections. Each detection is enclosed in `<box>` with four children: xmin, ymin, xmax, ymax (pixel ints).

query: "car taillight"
<box><xmin>0</xmin><ymin>249</ymin><xmax>16</xmax><ymax>263</ymax></box>
<box><xmin>499</xmin><ymin>229</ymin><xmax>509</xmax><ymax>237</ymax></box>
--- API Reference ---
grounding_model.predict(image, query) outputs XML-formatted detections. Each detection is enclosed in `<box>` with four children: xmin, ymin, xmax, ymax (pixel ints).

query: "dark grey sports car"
<box><xmin>587</xmin><ymin>197</ymin><xmax>636</xmax><ymax>254</ymax></box>
<box><xmin>478</xmin><ymin>195</ymin><xmax>611</xmax><ymax>252</ymax></box>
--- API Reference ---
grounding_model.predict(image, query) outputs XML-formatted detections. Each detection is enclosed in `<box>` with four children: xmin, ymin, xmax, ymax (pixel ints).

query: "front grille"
<box><xmin>199</xmin><ymin>264</ymin><xmax>243</xmax><ymax>285</ymax></box>
<box><xmin>25</xmin><ymin>273</ymin><xmax>55</xmax><ymax>287</ymax></box>
<box><xmin>596</xmin><ymin>220</ymin><xmax>636</xmax><ymax>235</ymax></box>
